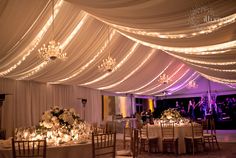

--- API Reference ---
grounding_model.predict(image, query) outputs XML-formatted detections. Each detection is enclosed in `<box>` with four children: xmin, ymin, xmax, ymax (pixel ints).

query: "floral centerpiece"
<box><xmin>40</xmin><ymin>106</ymin><xmax>81</xmax><ymax>131</ymax></box>
<box><xmin>15</xmin><ymin>106</ymin><xmax>90</xmax><ymax>145</ymax></box>
<box><xmin>160</xmin><ymin>108</ymin><xmax>181</xmax><ymax>121</ymax></box>
<box><xmin>159</xmin><ymin>108</ymin><xmax>189</xmax><ymax>124</ymax></box>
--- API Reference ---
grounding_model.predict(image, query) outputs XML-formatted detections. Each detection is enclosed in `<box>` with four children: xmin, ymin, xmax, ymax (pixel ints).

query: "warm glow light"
<box><xmin>98</xmin><ymin>49</ymin><xmax>155</xmax><ymax>90</ymax></box>
<box><xmin>186</xmin><ymin>62</ymin><xmax>236</xmax><ymax>72</ymax></box>
<box><xmin>158</xmin><ymin>73</ymin><xmax>171</xmax><ymax>84</ymax></box>
<box><xmin>151</xmin><ymin>68</ymin><xmax>189</xmax><ymax>95</ymax></box>
<box><xmin>16</xmin><ymin>12</ymin><xmax>88</xmax><ymax>80</ymax></box>
<box><xmin>168</xmin><ymin>51</ymin><xmax>236</xmax><ymax>65</ymax></box>
<box><xmin>80</xmin><ymin>43</ymin><xmax>139</xmax><ymax>86</ymax></box>
<box><xmin>148</xmin><ymin>99</ymin><xmax>154</xmax><ymax>112</ymax></box>
<box><xmin>97</xmin><ymin>13</ymin><xmax>236</xmax><ymax>39</ymax></box>
<box><xmin>118</xmin><ymin>30</ymin><xmax>236</xmax><ymax>53</ymax></box>
<box><xmin>98</xmin><ymin>27</ymin><xmax>117</xmax><ymax>72</ymax></box>
<box><xmin>187</xmin><ymin>80</ymin><xmax>198</xmax><ymax>89</ymax></box>
<box><xmin>38</xmin><ymin>0</ymin><xmax>66</xmax><ymax>62</ymax></box>
<box><xmin>50</xmin><ymin>28</ymin><xmax>116</xmax><ymax>84</ymax></box>
<box><xmin>0</xmin><ymin>0</ymin><xmax>64</xmax><ymax>76</ymax></box>
<box><xmin>199</xmin><ymin>73</ymin><xmax>236</xmax><ymax>84</ymax></box>
<box><xmin>116</xmin><ymin>61</ymin><xmax>173</xmax><ymax>94</ymax></box>
<box><xmin>38</xmin><ymin>40</ymin><xmax>66</xmax><ymax>61</ymax></box>
<box><xmin>168</xmin><ymin>73</ymin><xmax>199</xmax><ymax>92</ymax></box>
<box><xmin>98</xmin><ymin>56</ymin><xmax>116</xmax><ymax>72</ymax></box>
<box><xmin>16</xmin><ymin>62</ymin><xmax>48</xmax><ymax>80</ymax></box>
<box><xmin>136</xmin><ymin>64</ymin><xmax>185</xmax><ymax>95</ymax></box>
<box><xmin>120</xmin><ymin>97</ymin><xmax>127</xmax><ymax>117</ymax></box>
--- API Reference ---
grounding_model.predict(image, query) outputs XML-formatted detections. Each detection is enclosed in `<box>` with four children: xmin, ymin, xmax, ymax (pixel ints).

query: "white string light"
<box><xmin>116</xmin><ymin>61</ymin><xmax>173</xmax><ymax>94</ymax></box>
<box><xmin>200</xmin><ymin>72</ymin><xmax>236</xmax><ymax>84</ymax></box>
<box><xmin>50</xmin><ymin>27</ymin><xmax>116</xmax><ymax>84</ymax></box>
<box><xmin>186</xmin><ymin>62</ymin><xmax>236</xmax><ymax>72</ymax></box>
<box><xmin>168</xmin><ymin>73</ymin><xmax>199</xmax><ymax>92</ymax></box>
<box><xmin>16</xmin><ymin>62</ymin><xmax>48</xmax><ymax>80</ymax></box>
<box><xmin>95</xmin><ymin>12</ymin><xmax>236</xmax><ymax>39</ymax></box>
<box><xmin>164</xmin><ymin>50</ymin><xmax>236</xmax><ymax>65</ymax></box>
<box><xmin>0</xmin><ymin>0</ymin><xmax>64</xmax><ymax>77</ymax></box>
<box><xmin>151</xmin><ymin>69</ymin><xmax>190</xmax><ymax>96</ymax></box>
<box><xmin>15</xmin><ymin>11</ymin><xmax>88</xmax><ymax>80</ymax></box>
<box><xmin>98</xmin><ymin>49</ymin><xmax>155</xmax><ymax>90</ymax></box>
<box><xmin>173</xmin><ymin>49</ymin><xmax>231</xmax><ymax>55</ymax></box>
<box><xmin>0</xmin><ymin>0</ymin><xmax>51</xmax><ymax>62</ymax></box>
<box><xmin>80</xmin><ymin>42</ymin><xmax>139</xmax><ymax>86</ymax></box>
<box><xmin>137</xmin><ymin>64</ymin><xmax>186</xmax><ymax>95</ymax></box>
<box><xmin>117</xmin><ymin>30</ymin><xmax>236</xmax><ymax>53</ymax></box>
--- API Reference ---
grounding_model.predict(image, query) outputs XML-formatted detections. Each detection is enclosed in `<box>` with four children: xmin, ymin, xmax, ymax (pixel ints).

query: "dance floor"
<box><xmin>117</xmin><ymin>130</ymin><xmax>236</xmax><ymax>158</ymax></box>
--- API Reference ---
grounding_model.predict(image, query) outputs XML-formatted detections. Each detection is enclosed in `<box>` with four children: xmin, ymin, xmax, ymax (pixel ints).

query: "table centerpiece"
<box><xmin>15</xmin><ymin>106</ymin><xmax>90</xmax><ymax>145</ymax></box>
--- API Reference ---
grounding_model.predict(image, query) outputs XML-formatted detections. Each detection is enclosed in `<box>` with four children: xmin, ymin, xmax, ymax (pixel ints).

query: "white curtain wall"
<box><xmin>0</xmin><ymin>77</ymin><xmax>102</xmax><ymax>137</ymax></box>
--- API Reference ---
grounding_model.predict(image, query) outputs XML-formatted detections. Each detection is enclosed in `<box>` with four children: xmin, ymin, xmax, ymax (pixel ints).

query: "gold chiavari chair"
<box><xmin>92</xmin><ymin>132</ymin><xmax>116</xmax><ymax>158</ymax></box>
<box><xmin>184</xmin><ymin>122</ymin><xmax>205</xmax><ymax>155</ymax></box>
<box><xmin>116</xmin><ymin>128</ymin><xmax>140</xmax><ymax>158</ymax></box>
<box><xmin>202</xmin><ymin>117</ymin><xmax>220</xmax><ymax>151</ymax></box>
<box><xmin>12</xmin><ymin>138</ymin><xmax>47</xmax><ymax>158</ymax></box>
<box><xmin>123</xmin><ymin>126</ymin><xmax>132</xmax><ymax>149</ymax></box>
<box><xmin>140</xmin><ymin>125</ymin><xmax>159</xmax><ymax>153</ymax></box>
<box><xmin>160</xmin><ymin>122</ymin><xmax>179</xmax><ymax>155</ymax></box>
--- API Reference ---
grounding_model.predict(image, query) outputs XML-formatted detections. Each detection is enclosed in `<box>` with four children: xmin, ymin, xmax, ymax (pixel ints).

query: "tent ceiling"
<box><xmin>0</xmin><ymin>0</ymin><xmax>236</xmax><ymax>96</ymax></box>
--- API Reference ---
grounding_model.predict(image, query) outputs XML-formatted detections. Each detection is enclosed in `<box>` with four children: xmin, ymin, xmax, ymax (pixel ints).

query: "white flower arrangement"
<box><xmin>160</xmin><ymin>108</ymin><xmax>182</xmax><ymax>121</ymax></box>
<box><xmin>15</xmin><ymin>106</ymin><xmax>90</xmax><ymax>145</ymax></box>
<box><xmin>40</xmin><ymin>106</ymin><xmax>80</xmax><ymax>131</ymax></box>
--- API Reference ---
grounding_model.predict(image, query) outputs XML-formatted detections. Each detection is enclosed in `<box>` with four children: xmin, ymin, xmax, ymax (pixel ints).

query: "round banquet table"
<box><xmin>147</xmin><ymin>123</ymin><xmax>195</xmax><ymax>154</ymax></box>
<box><xmin>0</xmin><ymin>140</ymin><xmax>92</xmax><ymax>158</ymax></box>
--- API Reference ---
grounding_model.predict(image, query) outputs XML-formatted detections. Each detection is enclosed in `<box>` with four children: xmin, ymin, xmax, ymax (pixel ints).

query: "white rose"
<box><xmin>69</xmin><ymin>108</ymin><xmax>76</xmax><ymax>114</ymax></box>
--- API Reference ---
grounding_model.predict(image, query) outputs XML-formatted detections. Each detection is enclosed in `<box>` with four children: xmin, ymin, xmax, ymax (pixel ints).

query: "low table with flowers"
<box><xmin>147</xmin><ymin>108</ymin><xmax>194</xmax><ymax>154</ymax></box>
<box><xmin>0</xmin><ymin>106</ymin><xmax>93</xmax><ymax>158</ymax></box>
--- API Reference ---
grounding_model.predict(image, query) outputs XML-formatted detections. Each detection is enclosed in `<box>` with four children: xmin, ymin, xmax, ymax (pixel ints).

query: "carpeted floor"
<box><xmin>116</xmin><ymin>140</ymin><xmax>236</xmax><ymax>158</ymax></box>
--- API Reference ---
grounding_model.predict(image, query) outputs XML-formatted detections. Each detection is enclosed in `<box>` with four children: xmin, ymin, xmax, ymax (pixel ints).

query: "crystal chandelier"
<box><xmin>187</xmin><ymin>80</ymin><xmax>198</xmax><ymax>89</ymax></box>
<box><xmin>158</xmin><ymin>73</ymin><xmax>171</xmax><ymax>84</ymax></box>
<box><xmin>98</xmin><ymin>27</ymin><xmax>116</xmax><ymax>72</ymax></box>
<box><xmin>38</xmin><ymin>0</ymin><xmax>66</xmax><ymax>61</ymax></box>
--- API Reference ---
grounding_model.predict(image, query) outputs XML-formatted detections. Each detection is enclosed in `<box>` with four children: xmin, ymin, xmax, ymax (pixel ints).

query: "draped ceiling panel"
<box><xmin>0</xmin><ymin>0</ymin><xmax>236</xmax><ymax>96</ymax></box>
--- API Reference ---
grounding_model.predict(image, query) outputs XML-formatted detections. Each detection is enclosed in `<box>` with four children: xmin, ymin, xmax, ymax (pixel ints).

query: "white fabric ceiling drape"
<box><xmin>0</xmin><ymin>0</ymin><xmax>236</xmax><ymax>96</ymax></box>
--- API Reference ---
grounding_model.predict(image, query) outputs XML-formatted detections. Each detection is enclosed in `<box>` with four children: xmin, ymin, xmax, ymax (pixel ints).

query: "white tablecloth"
<box><xmin>0</xmin><ymin>141</ymin><xmax>92</xmax><ymax>158</ymax></box>
<box><xmin>147</xmin><ymin>123</ymin><xmax>193</xmax><ymax>154</ymax></box>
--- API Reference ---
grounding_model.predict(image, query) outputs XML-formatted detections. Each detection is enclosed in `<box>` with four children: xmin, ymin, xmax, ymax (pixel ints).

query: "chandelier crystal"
<box><xmin>159</xmin><ymin>73</ymin><xmax>171</xmax><ymax>84</ymax></box>
<box><xmin>98</xmin><ymin>56</ymin><xmax>116</xmax><ymax>72</ymax></box>
<box><xmin>38</xmin><ymin>40</ymin><xmax>66</xmax><ymax>61</ymax></box>
<box><xmin>98</xmin><ymin>27</ymin><xmax>116</xmax><ymax>72</ymax></box>
<box><xmin>187</xmin><ymin>80</ymin><xmax>198</xmax><ymax>89</ymax></box>
<box><xmin>38</xmin><ymin>0</ymin><xmax>66</xmax><ymax>61</ymax></box>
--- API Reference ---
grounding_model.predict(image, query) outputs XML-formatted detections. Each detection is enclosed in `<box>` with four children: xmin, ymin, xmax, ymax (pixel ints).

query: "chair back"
<box><xmin>191</xmin><ymin>122</ymin><xmax>203</xmax><ymax>138</ymax></box>
<box><xmin>92</xmin><ymin>132</ymin><xmax>116</xmax><ymax>158</ymax></box>
<box><xmin>12</xmin><ymin>139</ymin><xmax>46</xmax><ymax>158</ymax></box>
<box><xmin>131</xmin><ymin>129</ymin><xmax>139</xmax><ymax>158</ymax></box>
<box><xmin>124</xmin><ymin>127</ymin><xmax>132</xmax><ymax>138</ymax></box>
<box><xmin>140</xmin><ymin>125</ymin><xmax>149</xmax><ymax>139</ymax></box>
<box><xmin>161</xmin><ymin>122</ymin><xmax>175</xmax><ymax>139</ymax></box>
